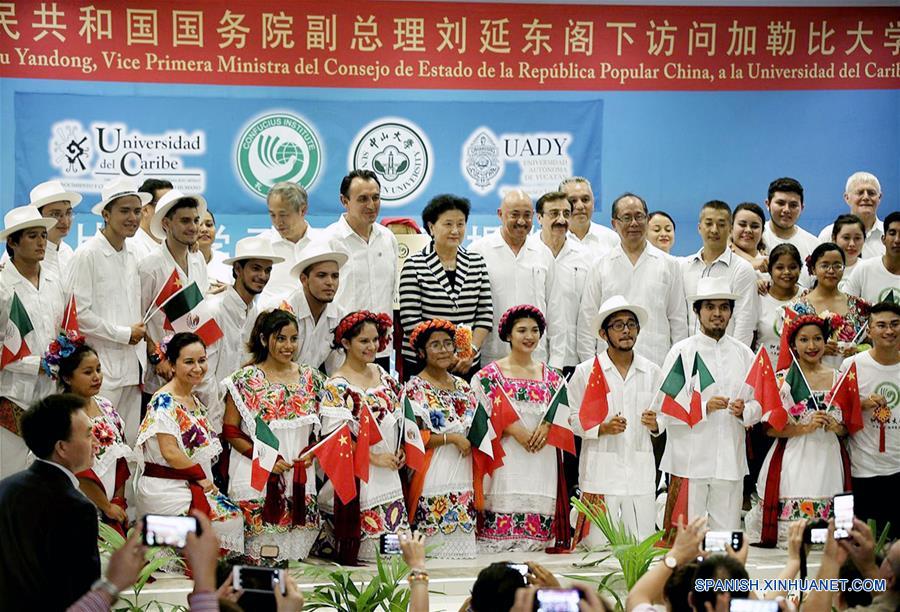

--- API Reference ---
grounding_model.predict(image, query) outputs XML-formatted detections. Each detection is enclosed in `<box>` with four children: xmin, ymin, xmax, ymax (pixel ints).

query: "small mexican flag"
<box><xmin>660</xmin><ymin>352</ymin><xmax>714</xmax><ymax>427</ymax></box>
<box><xmin>543</xmin><ymin>384</ymin><xmax>576</xmax><ymax>454</ymax></box>
<box><xmin>147</xmin><ymin>269</ymin><xmax>183</xmax><ymax>329</ymax></box>
<box><xmin>250</xmin><ymin>414</ymin><xmax>280</xmax><ymax>492</ymax></box>
<box><xmin>1</xmin><ymin>293</ymin><xmax>34</xmax><ymax>369</ymax></box>
<box><xmin>779</xmin><ymin>358</ymin><xmax>813</xmax><ymax>413</ymax></box>
<box><xmin>161</xmin><ymin>282</ymin><xmax>223</xmax><ymax>346</ymax></box>
<box><xmin>468</xmin><ymin>401</ymin><xmax>498</xmax><ymax>511</ymax></box>
<box><xmin>402</xmin><ymin>396</ymin><xmax>426</xmax><ymax>471</ymax></box>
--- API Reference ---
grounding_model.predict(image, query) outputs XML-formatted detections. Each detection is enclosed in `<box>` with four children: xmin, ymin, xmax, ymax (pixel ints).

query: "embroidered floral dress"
<box><xmin>135</xmin><ymin>391</ymin><xmax>244</xmax><ymax>553</ymax></box>
<box><xmin>471</xmin><ymin>362</ymin><xmax>565</xmax><ymax>553</ymax></box>
<box><xmin>318</xmin><ymin>366</ymin><xmax>409</xmax><ymax>561</ymax></box>
<box><xmin>402</xmin><ymin>375</ymin><xmax>477</xmax><ymax>559</ymax></box>
<box><xmin>791</xmin><ymin>292</ymin><xmax>870</xmax><ymax>368</ymax></box>
<box><xmin>746</xmin><ymin>372</ymin><xmax>845</xmax><ymax>546</ymax></box>
<box><xmin>223</xmin><ymin>365</ymin><xmax>323</xmax><ymax>562</ymax></box>
<box><xmin>87</xmin><ymin>396</ymin><xmax>135</xmax><ymax>500</ymax></box>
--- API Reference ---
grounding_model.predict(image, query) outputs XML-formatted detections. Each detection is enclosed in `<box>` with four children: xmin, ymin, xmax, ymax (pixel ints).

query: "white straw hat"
<box><xmin>221</xmin><ymin>236</ymin><xmax>285</xmax><ymax>265</ymax></box>
<box><xmin>150</xmin><ymin>189</ymin><xmax>208</xmax><ymax>240</ymax></box>
<box><xmin>29</xmin><ymin>180</ymin><xmax>82</xmax><ymax>209</ymax></box>
<box><xmin>91</xmin><ymin>177</ymin><xmax>152</xmax><ymax>216</ymax></box>
<box><xmin>592</xmin><ymin>295</ymin><xmax>649</xmax><ymax>335</ymax></box>
<box><xmin>0</xmin><ymin>206</ymin><xmax>57</xmax><ymax>241</ymax></box>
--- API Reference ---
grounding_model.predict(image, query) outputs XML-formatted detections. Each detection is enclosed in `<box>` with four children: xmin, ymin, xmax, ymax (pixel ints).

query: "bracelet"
<box><xmin>443</xmin><ymin>433</ymin><xmax>447</xmax><ymax>445</ymax></box>
<box><xmin>408</xmin><ymin>569</ymin><xmax>429</xmax><ymax>583</ymax></box>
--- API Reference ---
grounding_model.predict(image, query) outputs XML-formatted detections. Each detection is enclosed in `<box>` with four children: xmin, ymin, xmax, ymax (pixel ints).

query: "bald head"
<box><xmin>498</xmin><ymin>190</ymin><xmax>534</xmax><ymax>247</ymax></box>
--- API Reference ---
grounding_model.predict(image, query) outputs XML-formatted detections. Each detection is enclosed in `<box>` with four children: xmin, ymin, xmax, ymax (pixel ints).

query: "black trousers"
<box><xmin>852</xmin><ymin>472</ymin><xmax>900</xmax><ymax>539</ymax></box>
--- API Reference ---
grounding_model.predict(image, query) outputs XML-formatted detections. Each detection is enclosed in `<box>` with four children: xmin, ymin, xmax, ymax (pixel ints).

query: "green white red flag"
<box><xmin>1</xmin><ymin>293</ymin><xmax>34</xmax><ymax>369</ymax></box>
<box><xmin>250</xmin><ymin>414</ymin><xmax>280</xmax><ymax>491</ymax></box>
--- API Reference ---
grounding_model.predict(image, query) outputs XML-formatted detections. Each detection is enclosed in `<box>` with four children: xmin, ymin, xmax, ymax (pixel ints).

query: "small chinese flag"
<box><xmin>61</xmin><ymin>295</ymin><xmax>80</xmax><ymax>336</ymax></box>
<box><xmin>745</xmin><ymin>347</ymin><xmax>786</xmax><ymax>431</ymax></box>
<box><xmin>306</xmin><ymin>424</ymin><xmax>357</xmax><ymax>505</ymax></box>
<box><xmin>354</xmin><ymin>404</ymin><xmax>383</xmax><ymax>483</ymax></box>
<box><xmin>153</xmin><ymin>269</ymin><xmax>183</xmax><ymax>330</ymax></box>
<box><xmin>776</xmin><ymin>306</ymin><xmax>800</xmax><ymax>371</ymax></box>
<box><xmin>830</xmin><ymin>362</ymin><xmax>864</xmax><ymax>436</ymax></box>
<box><xmin>579</xmin><ymin>355</ymin><xmax>610</xmax><ymax>434</ymax></box>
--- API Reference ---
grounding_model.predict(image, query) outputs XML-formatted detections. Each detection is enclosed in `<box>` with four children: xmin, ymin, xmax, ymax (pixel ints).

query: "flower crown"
<box><xmin>783</xmin><ymin>313</ymin><xmax>838</xmax><ymax>346</ymax></box>
<box><xmin>333</xmin><ymin>310</ymin><xmax>393</xmax><ymax>352</ymax></box>
<box><xmin>154</xmin><ymin>333</ymin><xmax>175</xmax><ymax>364</ymax></box>
<box><xmin>498</xmin><ymin>304</ymin><xmax>546</xmax><ymax>341</ymax></box>
<box><xmin>409</xmin><ymin>319</ymin><xmax>457</xmax><ymax>350</ymax></box>
<box><xmin>41</xmin><ymin>331</ymin><xmax>85</xmax><ymax>380</ymax></box>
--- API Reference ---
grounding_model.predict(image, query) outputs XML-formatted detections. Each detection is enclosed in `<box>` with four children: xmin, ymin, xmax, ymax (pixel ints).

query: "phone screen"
<box><xmin>143</xmin><ymin>514</ymin><xmax>198</xmax><ymax>548</ymax></box>
<box><xmin>704</xmin><ymin>531</ymin><xmax>729</xmax><ymax>552</ymax></box>
<box><xmin>508</xmin><ymin>563</ymin><xmax>530</xmax><ymax>577</ymax></box>
<box><xmin>730</xmin><ymin>599</ymin><xmax>779</xmax><ymax>612</ymax></box>
<box><xmin>833</xmin><ymin>493</ymin><xmax>854</xmax><ymax>539</ymax></box>
<box><xmin>380</xmin><ymin>533</ymin><xmax>401</xmax><ymax>555</ymax></box>
<box><xmin>810</xmin><ymin>528</ymin><xmax>828</xmax><ymax>544</ymax></box>
<box><xmin>234</xmin><ymin>566</ymin><xmax>284</xmax><ymax>594</ymax></box>
<box><xmin>534</xmin><ymin>588</ymin><xmax>581</xmax><ymax>612</ymax></box>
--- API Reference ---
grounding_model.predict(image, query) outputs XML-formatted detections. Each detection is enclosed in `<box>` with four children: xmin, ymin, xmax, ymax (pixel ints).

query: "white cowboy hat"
<box><xmin>0</xmin><ymin>206</ymin><xmax>57</xmax><ymax>241</ymax></box>
<box><xmin>592</xmin><ymin>295</ymin><xmax>649</xmax><ymax>335</ymax></box>
<box><xmin>91</xmin><ymin>177</ymin><xmax>152</xmax><ymax>216</ymax></box>
<box><xmin>688</xmin><ymin>276</ymin><xmax>740</xmax><ymax>303</ymax></box>
<box><xmin>221</xmin><ymin>235</ymin><xmax>285</xmax><ymax>265</ymax></box>
<box><xmin>290</xmin><ymin>243</ymin><xmax>349</xmax><ymax>277</ymax></box>
<box><xmin>29</xmin><ymin>180</ymin><xmax>82</xmax><ymax>210</ymax></box>
<box><xmin>150</xmin><ymin>188</ymin><xmax>208</xmax><ymax>240</ymax></box>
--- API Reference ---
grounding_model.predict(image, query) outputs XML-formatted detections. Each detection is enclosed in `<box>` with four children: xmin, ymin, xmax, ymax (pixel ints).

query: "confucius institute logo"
<box><xmin>350</xmin><ymin>118</ymin><xmax>432</xmax><ymax>207</ymax></box>
<box><xmin>236</xmin><ymin>112</ymin><xmax>322</xmax><ymax>197</ymax></box>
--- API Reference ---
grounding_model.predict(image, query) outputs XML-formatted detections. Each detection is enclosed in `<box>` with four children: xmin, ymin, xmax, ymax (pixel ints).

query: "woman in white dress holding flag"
<box><xmin>221</xmin><ymin>309</ymin><xmax>324</xmax><ymax>563</ymax></box>
<box><xmin>745</xmin><ymin>314</ymin><xmax>850</xmax><ymax>547</ymax></box>
<box><xmin>402</xmin><ymin>319</ymin><xmax>478</xmax><ymax>559</ymax></box>
<box><xmin>317</xmin><ymin>310</ymin><xmax>410</xmax><ymax>564</ymax></box>
<box><xmin>471</xmin><ymin>304</ymin><xmax>572</xmax><ymax>553</ymax></box>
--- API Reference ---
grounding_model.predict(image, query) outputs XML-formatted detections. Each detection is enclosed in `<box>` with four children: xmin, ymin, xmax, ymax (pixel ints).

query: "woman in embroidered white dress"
<box><xmin>471</xmin><ymin>305</ymin><xmax>568</xmax><ymax>553</ymax></box>
<box><xmin>402</xmin><ymin>319</ymin><xmax>477</xmax><ymax>559</ymax></box>
<box><xmin>135</xmin><ymin>332</ymin><xmax>244</xmax><ymax>554</ymax></box>
<box><xmin>47</xmin><ymin>335</ymin><xmax>134</xmax><ymax>535</ymax></box>
<box><xmin>746</xmin><ymin>315</ymin><xmax>848</xmax><ymax>547</ymax></box>
<box><xmin>318</xmin><ymin>311</ymin><xmax>409</xmax><ymax>564</ymax></box>
<box><xmin>222</xmin><ymin>309</ymin><xmax>324</xmax><ymax>563</ymax></box>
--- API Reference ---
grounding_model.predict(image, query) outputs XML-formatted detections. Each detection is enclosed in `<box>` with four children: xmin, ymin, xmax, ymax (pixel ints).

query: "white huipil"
<box><xmin>469</xmin><ymin>231</ymin><xmax>564</xmax><ymax>365</ymax></box>
<box><xmin>138</xmin><ymin>241</ymin><xmax>209</xmax><ymax>395</ymax></box>
<box><xmin>257</xmin><ymin>226</ymin><xmax>320</xmax><ymax>302</ymax></box>
<box><xmin>656</xmin><ymin>333</ymin><xmax>761</xmax><ymax>529</ymax></box>
<box><xmin>567</xmin><ymin>351</ymin><xmax>662</xmax><ymax>541</ymax></box>
<box><xmin>0</xmin><ymin>263</ymin><xmax>65</xmax><ymax>478</ymax></box>
<box><xmin>196</xmin><ymin>286</ymin><xmax>259</xmax><ymax>431</ymax></box>
<box><xmin>286</xmin><ymin>288</ymin><xmax>346</xmax><ymax>374</ymax></box>
<box><xmin>68</xmin><ymin>231</ymin><xmax>146</xmax><ymax>442</ymax></box>
<box><xmin>577</xmin><ymin>243</ymin><xmax>688</xmax><ymax>366</ymax></box>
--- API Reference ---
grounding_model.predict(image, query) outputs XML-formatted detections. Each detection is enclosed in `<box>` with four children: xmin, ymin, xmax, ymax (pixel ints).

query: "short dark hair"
<box><xmin>831</xmin><ymin>214</ymin><xmax>866</xmax><ymax>240</ymax></box>
<box><xmin>164</xmin><ymin>197</ymin><xmax>201</xmax><ymax>221</ymax></box>
<box><xmin>164</xmin><ymin>332</ymin><xmax>205</xmax><ymax>363</ymax></box>
<box><xmin>664</xmin><ymin>562</ymin><xmax>699</xmax><ymax>612</ymax></box>
<box><xmin>884</xmin><ymin>210</ymin><xmax>900</xmax><ymax>233</ymax></box>
<box><xmin>692</xmin><ymin>299</ymin><xmax>735</xmax><ymax>316</ymax></box>
<box><xmin>767</xmin><ymin>177</ymin><xmax>804</xmax><ymax>203</ymax></box>
<box><xmin>807</xmin><ymin>242</ymin><xmax>846</xmax><ymax>275</ymax></box>
<box><xmin>611</xmin><ymin>192</ymin><xmax>648</xmax><ymax>219</ymax></box>
<box><xmin>869</xmin><ymin>301</ymin><xmax>900</xmax><ymax>318</ymax></box>
<box><xmin>340</xmin><ymin>169</ymin><xmax>380</xmax><ymax>198</ymax></box>
<box><xmin>138</xmin><ymin>178</ymin><xmax>173</xmax><ymax>202</ymax></box>
<box><xmin>20</xmin><ymin>393</ymin><xmax>86</xmax><ymax>459</ymax></box>
<box><xmin>422</xmin><ymin>194</ymin><xmax>470</xmax><ymax>235</ymax></box>
<box><xmin>768</xmin><ymin>243</ymin><xmax>802</xmax><ymax>272</ymax></box>
<box><xmin>58</xmin><ymin>344</ymin><xmax>99</xmax><ymax>393</ymax></box>
<box><xmin>700</xmin><ymin>200</ymin><xmax>732</xmax><ymax>221</ymax></box>
<box><xmin>247</xmin><ymin>309</ymin><xmax>298</xmax><ymax>364</ymax></box>
<box><xmin>4</xmin><ymin>228</ymin><xmax>24</xmax><ymax>260</ymax></box>
<box><xmin>689</xmin><ymin>556</ymin><xmax>749</xmax><ymax>612</ymax></box>
<box><xmin>536</xmin><ymin>191</ymin><xmax>570</xmax><ymax>215</ymax></box>
<box><xmin>470</xmin><ymin>563</ymin><xmax>527</xmax><ymax>612</ymax></box>
<box><xmin>648</xmin><ymin>210</ymin><xmax>676</xmax><ymax>230</ymax></box>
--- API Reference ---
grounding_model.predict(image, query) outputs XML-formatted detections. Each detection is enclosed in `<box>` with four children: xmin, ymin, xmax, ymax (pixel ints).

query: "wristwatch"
<box><xmin>148</xmin><ymin>352</ymin><xmax>161</xmax><ymax>366</ymax></box>
<box><xmin>663</xmin><ymin>553</ymin><xmax>678</xmax><ymax>569</ymax></box>
<box><xmin>91</xmin><ymin>577</ymin><xmax>121</xmax><ymax>601</ymax></box>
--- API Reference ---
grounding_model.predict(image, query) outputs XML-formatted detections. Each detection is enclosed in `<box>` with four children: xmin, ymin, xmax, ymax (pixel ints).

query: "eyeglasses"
<box><xmin>426</xmin><ymin>340</ymin><xmax>456</xmax><ymax>352</ymax></box>
<box><xmin>816</xmin><ymin>263</ymin><xmax>845</xmax><ymax>272</ymax></box>
<box><xmin>615</xmin><ymin>213</ymin><xmax>648</xmax><ymax>225</ymax></box>
<box><xmin>872</xmin><ymin>321</ymin><xmax>900</xmax><ymax>331</ymax></box>
<box><xmin>45</xmin><ymin>210</ymin><xmax>73</xmax><ymax>220</ymax></box>
<box><xmin>606</xmin><ymin>320</ymin><xmax>640</xmax><ymax>332</ymax></box>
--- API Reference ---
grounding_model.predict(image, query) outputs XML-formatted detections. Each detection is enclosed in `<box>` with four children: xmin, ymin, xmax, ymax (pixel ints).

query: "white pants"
<box><xmin>101</xmin><ymin>384</ymin><xmax>142</xmax><ymax>445</ymax></box>
<box><xmin>688</xmin><ymin>478</ymin><xmax>743</xmax><ymax>530</ymax></box>
<box><xmin>0</xmin><ymin>428</ymin><xmax>32</xmax><ymax>479</ymax></box>
<box><xmin>581</xmin><ymin>493</ymin><xmax>656</xmax><ymax>548</ymax></box>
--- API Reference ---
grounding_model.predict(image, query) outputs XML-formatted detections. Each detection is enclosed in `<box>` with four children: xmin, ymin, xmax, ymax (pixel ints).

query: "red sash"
<box><xmin>221</xmin><ymin>423</ymin><xmax>307</xmax><ymax>526</ymax></box>
<box><xmin>760</xmin><ymin>438</ymin><xmax>788</xmax><ymax>547</ymax></box>
<box><xmin>143</xmin><ymin>463</ymin><xmax>211</xmax><ymax>517</ymax></box>
<box><xmin>77</xmin><ymin>458</ymin><xmax>132</xmax><ymax>536</ymax></box>
<box><xmin>661</xmin><ymin>475</ymin><xmax>690</xmax><ymax>546</ymax></box>
<box><xmin>546</xmin><ymin>448</ymin><xmax>573</xmax><ymax>553</ymax></box>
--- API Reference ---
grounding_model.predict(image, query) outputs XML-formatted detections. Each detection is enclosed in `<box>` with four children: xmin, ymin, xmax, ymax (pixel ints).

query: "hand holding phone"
<box><xmin>380</xmin><ymin>533</ymin><xmax>401</xmax><ymax>555</ymax></box>
<box><xmin>142</xmin><ymin>514</ymin><xmax>200</xmax><ymax>548</ymax></box>
<box><xmin>533</xmin><ymin>588</ymin><xmax>583</xmax><ymax>612</ymax></box>
<box><xmin>232</xmin><ymin>566</ymin><xmax>286</xmax><ymax>595</ymax></box>
<box><xmin>833</xmin><ymin>493</ymin><xmax>854</xmax><ymax>540</ymax></box>
<box><xmin>703</xmin><ymin>531</ymin><xmax>743</xmax><ymax>553</ymax></box>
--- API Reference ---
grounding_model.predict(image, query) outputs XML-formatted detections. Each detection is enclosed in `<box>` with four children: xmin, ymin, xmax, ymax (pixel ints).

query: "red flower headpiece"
<box><xmin>333</xmin><ymin>310</ymin><xmax>393</xmax><ymax>352</ymax></box>
<box><xmin>498</xmin><ymin>304</ymin><xmax>546</xmax><ymax>341</ymax></box>
<box><xmin>409</xmin><ymin>319</ymin><xmax>457</xmax><ymax>351</ymax></box>
<box><xmin>783</xmin><ymin>313</ymin><xmax>836</xmax><ymax>347</ymax></box>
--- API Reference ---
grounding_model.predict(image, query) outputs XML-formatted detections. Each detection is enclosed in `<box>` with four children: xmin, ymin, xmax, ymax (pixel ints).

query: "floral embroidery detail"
<box><xmin>238</xmin><ymin>495</ymin><xmax>320</xmax><ymax>536</ymax></box>
<box><xmin>405</xmin><ymin>376</ymin><xmax>476</xmax><ymax>433</ymax></box>
<box><xmin>414</xmin><ymin>491</ymin><xmax>476</xmax><ymax>537</ymax></box>
<box><xmin>322</xmin><ymin>368</ymin><xmax>401</xmax><ymax>424</ymax></box>
<box><xmin>779</xmin><ymin>497</ymin><xmax>832</xmax><ymax>521</ymax></box>
<box><xmin>181</xmin><ymin>423</ymin><xmax>208</xmax><ymax>450</ymax></box>
<box><xmin>90</xmin><ymin>397</ymin><xmax>128</xmax><ymax>464</ymax></box>
<box><xmin>138</xmin><ymin>392</ymin><xmax>216</xmax><ymax>459</ymax></box>
<box><xmin>229</xmin><ymin>365</ymin><xmax>323</xmax><ymax>423</ymax></box>
<box><xmin>790</xmin><ymin>294</ymin><xmax>870</xmax><ymax>346</ymax></box>
<box><xmin>475</xmin><ymin>362</ymin><xmax>564</xmax><ymax>408</ymax></box>
<box><xmin>360</xmin><ymin>499</ymin><xmax>409</xmax><ymax>537</ymax></box>
<box><xmin>480</xmin><ymin>509</ymin><xmax>554</xmax><ymax>543</ymax></box>
<box><xmin>429</xmin><ymin>409</ymin><xmax>447</xmax><ymax>430</ymax></box>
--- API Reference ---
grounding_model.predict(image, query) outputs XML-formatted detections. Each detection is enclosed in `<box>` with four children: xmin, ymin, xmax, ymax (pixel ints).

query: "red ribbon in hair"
<box><xmin>143</xmin><ymin>463</ymin><xmax>211</xmax><ymax>517</ymax></box>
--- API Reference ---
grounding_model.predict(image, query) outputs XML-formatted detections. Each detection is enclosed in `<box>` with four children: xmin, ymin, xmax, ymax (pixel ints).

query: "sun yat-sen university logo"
<box><xmin>350</xmin><ymin>118</ymin><xmax>432</xmax><ymax>207</ymax></box>
<box><xmin>236</xmin><ymin>112</ymin><xmax>322</xmax><ymax>197</ymax></box>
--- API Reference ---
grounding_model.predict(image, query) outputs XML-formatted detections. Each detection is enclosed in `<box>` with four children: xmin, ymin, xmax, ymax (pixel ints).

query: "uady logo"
<box><xmin>236</xmin><ymin>112</ymin><xmax>322</xmax><ymax>198</ymax></box>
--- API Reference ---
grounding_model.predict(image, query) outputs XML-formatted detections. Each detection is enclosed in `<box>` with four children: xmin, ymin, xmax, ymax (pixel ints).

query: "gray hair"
<box><xmin>268</xmin><ymin>182</ymin><xmax>308</xmax><ymax>212</ymax></box>
<box><xmin>845</xmin><ymin>172</ymin><xmax>881</xmax><ymax>195</ymax></box>
<box><xmin>558</xmin><ymin>176</ymin><xmax>592</xmax><ymax>191</ymax></box>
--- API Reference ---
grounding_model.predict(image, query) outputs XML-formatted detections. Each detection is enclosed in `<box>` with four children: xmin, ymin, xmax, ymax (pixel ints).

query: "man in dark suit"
<box><xmin>0</xmin><ymin>393</ymin><xmax>101</xmax><ymax>611</ymax></box>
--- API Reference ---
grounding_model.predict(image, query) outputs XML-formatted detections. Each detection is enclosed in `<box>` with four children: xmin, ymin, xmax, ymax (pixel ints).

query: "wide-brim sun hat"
<box><xmin>0</xmin><ymin>206</ymin><xmax>57</xmax><ymax>241</ymax></box>
<box><xmin>289</xmin><ymin>243</ymin><xmax>349</xmax><ymax>277</ymax></box>
<box><xmin>221</xmin><ymin>235</ymin><xmax>285</xmax><ymax>265</ymax></box>
<box><xmin>687</xmin><ymin>276</ymin><xmax>740</xmax><ymax>303</ymax></box>
<box><xmin>592</xmin><ymin>295</ymin><xmax>649</xmax><ymax>335</ymax></box>
<box><xmin>91</xmin><ymin>176</ymin><xmax>152</xmax><ymax>216</ymax></box>
<box><xmin>29</xmin><ymin>180</ymin><xmax>82</xmax><ymax>210</ymax></box>
<box><xmin>150</xmin><ymin>188</ymin><xmax>208</xmax><ymax>240</ymax></box>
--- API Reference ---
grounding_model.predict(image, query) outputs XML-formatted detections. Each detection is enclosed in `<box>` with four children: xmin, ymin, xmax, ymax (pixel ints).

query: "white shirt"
<box><xmin>0</xmin><ymin>240</ymin><xmax>74</xmax><ymax>281</ymax></box>
<box><xmin>321</xmin><ymin>215</ymin><xmax>398</xmax><ymax>358</ymax></box>
<box><xmin>681</xmin><ymin>248</ymin><xmax>758</xmax><ymax>347</ymax></box>
<box><xmin>840</xmin><ymin>351</ymin><xmax>900</xmax><ymax>478</ymax></box>
<box><xmin>469</xmin><ymin>230</ymin><xmax>564</xmax><ymax>364</ymax></box>
<box><xmin>755</xmin><ymin>291</ymin><xmax>798</xmax><ymax>368</ymax></box>
<box><xmin>579</xmin><ymin>243</ymin><xmax>688</xmax><ymax>366</ymax></box>
<box><xmin>198</xmin><ymin>286</ymin><xmax>259</xmax><ymax>430</ymax></box>
<box><xmin>567</xmin><ymin>351</ymin><xmax>662</xmax><ymax>495</ymax></box>
<box><xmin>532</xmin><ymin>235</ymin><xmax>592</xmax><ymax>369</ymax></box>
<box><xmin>258</xmin><ymin>225</ymin><xmax>321</xmax><ymax>301</ymax></box>
<box><xmin>818</xmin><ymin>219</ymin><xmax>885</xmax><ymax>259</ymax></box>
<box><xmin>0</xmin><ymin>263</ymin><xmax>64</xmax><ymax>408</ymax></box>
<box><xmin>127</xmin><ymin>227</ymin><xmax>161</xmax><ymax>262</ymax></box>
<box><xmin>287</xmin><ymin>288</ymin><xmax>346</xmax><ymax>374</ymax></box>
<box><xmin>763</xmin><ymin>222</ymin><xmax>820</xmax><ymax>262</ymax></box>
<box><xmin>67</xmin><ymin>232</ymin><xmax>145</xmax><ymax>389</ymax></box>
<box><xmin>206</xmin><ymin>249</ymin><xmax>233</xmax><ymax>286</ymax></box>
<box><xmin>568</xmin><ymin>221</ymin><xmax>620</xmax><ymax>261</ymax></box>
<box><xmin>138</xmin><ymin>241</ymin><xmax>209</xmax><ymax>393</ymax></box>
<box><xmin>843</xmin><ymin>256</ymin><xmax>900</xmax><ymax>305</ymax></box>
<box><xmin>657</xmin><ymin>333</ymin><xmax>761</xmax><ymax>481</ymax></box>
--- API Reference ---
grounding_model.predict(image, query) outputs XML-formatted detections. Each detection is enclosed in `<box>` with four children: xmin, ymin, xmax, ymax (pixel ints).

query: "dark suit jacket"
<box><xmin>0</xmin><ymin>460</ymin><xmax>100</xmax><ymax>611</ymax></box>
